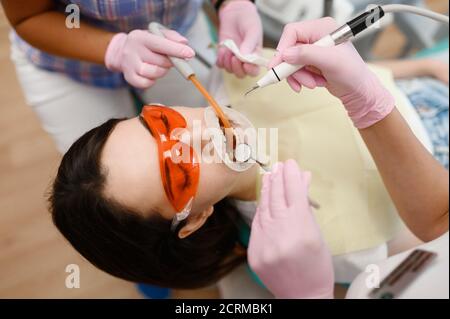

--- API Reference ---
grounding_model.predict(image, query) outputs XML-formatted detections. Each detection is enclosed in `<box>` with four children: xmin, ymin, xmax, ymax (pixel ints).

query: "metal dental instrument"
<box><xmin>369</xmin><ymin>249</ymin><xmax>437</xmax><ymax>299</ymax></box>
<box><xmin>148</xmin><ymin>22</ymin><xmax>233</xmax><ymax>129</ymax></box>
<box><xmin>246</xmin><ymin>4</ymin><xmax>449</xmax><ymax>95</ymax></box>
<box><xmin>235</xmin><ymin>143</ymin><xmax>271</xmax><ymax>171</ymax></box>
<box><xmin>234</xmin><ymin>144</ymin><xmax>321</xmax><ymax>209</ymax></box>
<box><xmin>245</xmin><ymin>86</ymin><xmax>260</xmax><ymax>96</ymax></box>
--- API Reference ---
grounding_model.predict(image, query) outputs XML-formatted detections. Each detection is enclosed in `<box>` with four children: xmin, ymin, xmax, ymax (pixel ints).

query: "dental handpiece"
<box><xmin>245</xmin><ymin>6</ymin><xmax>387</xmax><ymax>95</ymax></box>
<box><xmin>246</xmin><ymin>3</ymin><xmax>450</xmax><ymax>95</ymax></box>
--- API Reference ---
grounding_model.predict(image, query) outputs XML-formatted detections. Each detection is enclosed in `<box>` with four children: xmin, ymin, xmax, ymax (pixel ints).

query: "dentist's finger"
<box><xmin>240</xmin><ymin>28</ymin><xmax>262</xmax><ymax>55</ymax></box>
<box><xmin>268</xmin><ymin>51</ymin><xmax>283</xmax><ymax>69</ymax></box>
<box><xmin>299</xmin><ymin>170</ymin><xmax>315</xmax><ymax>214</ymax></box>
<box><xmin>301</xmin><ymin>170</ymin><xmax>312</xmax><ymax>192</ymax></box>
<box><xmin>125</xmin><ymin>72</ymin><xmax>155</xmax><ymax>89</ymax></box>
<box><xmin>292</xmin><ymin>69</ymin><xmax>319</xmax><ymax>89</ymax></box>
<box><xmin>231</xmin><ymin>56</ymin><xmax>246</xmax><ymax>78</ymax></box>
<box><xmin>269</xmin><ymin>162</ymin><xmax>287</xmax><ymax>214</ymax></box>
<box><xmin>161</xmin><ymin>29</ymin><xmax>189</xmax><ymax>44</ymax></box>
<box><xmin>143</xmin><ymin>33</ymin><xmax>195</xmax><ymax>59</ymax></box>
<box><xmin>243</xmin><ymin>62</ymin><xmax>260</xmax><ymax>77</ymax></box>
<box><xmin>217</xmin><ymin>47</ymin><xmax>226</xmax><ymax>68</ymax></box>
<box><xmin>140</xmin><ymin>49</ymin><xmax>173</xmax><ymax>68</ymax></box>
<box><xmin>223</xmin><ymin>49</ymin><xmax>234</xmax><ymax>74</ymax></box>
<box><xmin>256</xmin><ymin>173</ymin><xmax>272</xmax><ymax>222</ymax></box>
<box><xmin>287</xmin><ymin>76</ymin><xmax>302</xmax><ymax>93</ymax></box>
<box><xmin>283</xmin><ymin>45</ymin><xmax>338</xmax><ymax>74</ymax></box>
<box><xmin>306</xmin><ymin>65</ymin><xmax>324</xmax><ymax>76</ymax></box>
<box><xmin>269</xmin><ymin>17</ymin><xmax>338</xmax><ymax>69</ymax></box>
<box><xmin>137</xmin><ymin>63</ymin><xmax>169</xmax><ymax>79</ymax></box>
<box><xmin>283</xmin><ymin>159</ymin><xmax>303</xmax><ymax>208</ymax></box>
<box><xmin>277</xmin><ymin>18</ymin><xmax>338</xmax><ymax>53</ymax></box>
<box><xmin>311</xmin><ymin>72</ymin><xmax>327</xmax><ymax>87</ymax></box>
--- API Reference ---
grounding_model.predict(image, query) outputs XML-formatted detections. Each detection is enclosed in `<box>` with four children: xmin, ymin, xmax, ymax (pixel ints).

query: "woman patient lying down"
<box><xmin>49</xmin><ymin>105</ymin><xmax>260</xmax><ymax>289</ymax></box>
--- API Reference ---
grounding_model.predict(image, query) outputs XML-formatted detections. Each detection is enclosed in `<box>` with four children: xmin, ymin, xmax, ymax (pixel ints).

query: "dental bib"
<box><xmin>215</xmin><ymin>49</ymin><xmax>431</xmax><ymax>256</ymax></box>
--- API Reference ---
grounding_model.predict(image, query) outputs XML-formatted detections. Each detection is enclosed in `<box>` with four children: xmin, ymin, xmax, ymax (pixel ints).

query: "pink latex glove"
<box><xmin>248</xmin><ymin>160</ymin><xmax>334</xmax><ymax>299</ymax></box>
<box><xmin>269</xmin><ymin>18</ymin><xmax>395</xmax><ymax>129</ymax></box>
<box><xmin>105</xmin><ymin>29</ymin><xmax>195</xmax><ymax>89</ymax></box>
<box><xmin>217</xmin><ymin>0</ymin><xmax>263</xmax><ymax>78</ymax></box>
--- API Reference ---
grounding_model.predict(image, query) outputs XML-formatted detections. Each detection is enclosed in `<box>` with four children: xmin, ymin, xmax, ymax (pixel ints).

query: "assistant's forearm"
<box><xmin>360</xmin><ymin>108</ymin><xmax>449</xmax><ymax>241</ymax></box>
<box><xmin>14</xmin><ymin>11</ymin><xmax>114</xmax><ymax>65</ymax></box>
<box><xmin>374</xmin><ymin>59</ymin><xmax>429</xmax><ymax>79</ymax></box>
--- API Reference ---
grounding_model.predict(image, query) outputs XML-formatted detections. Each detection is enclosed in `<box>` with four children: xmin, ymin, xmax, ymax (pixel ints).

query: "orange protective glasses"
<box><xmin>139</xmin><ymin>105</ymin><xmax>200</xmax><ymax>231</ymax></box>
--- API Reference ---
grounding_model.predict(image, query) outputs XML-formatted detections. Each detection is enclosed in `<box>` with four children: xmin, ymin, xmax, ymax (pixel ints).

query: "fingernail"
<box><xmin>182</xmin><ymin>48</ymin><xmax>195</xmax><ymax>58</ymax></box>
<box><xmin>289</xmin><ymin>80</ymin><xmax>302</xmax><ymax>93</ymax></box>
<box><xmin>317</xmin><ymin>78</ymin><xmax>327</xmax><ymax>87</ymax></box>
<box><xmin>271</xmin><ymin>162</ymin><xmax>283</xmax><ymax>175</ymax></box>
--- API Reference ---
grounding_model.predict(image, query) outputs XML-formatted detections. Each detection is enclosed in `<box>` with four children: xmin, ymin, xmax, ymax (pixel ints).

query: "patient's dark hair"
<box><xmin>49</xmin><ymin>119</ymin><xmax>246</xmax><ymax>289</ymax></box>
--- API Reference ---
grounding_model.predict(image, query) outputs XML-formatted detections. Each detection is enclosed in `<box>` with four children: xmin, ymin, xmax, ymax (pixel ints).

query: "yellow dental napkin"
<box><xmin>223</xmin><ymin>49</ymin><xmax>421</xmax><ymax>255</ymax></box>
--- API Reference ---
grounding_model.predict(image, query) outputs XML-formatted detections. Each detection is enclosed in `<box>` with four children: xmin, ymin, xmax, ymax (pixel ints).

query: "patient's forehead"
<box><xmin>101</xmin><ymin>117</ymin><xmax>172</xmax><ymax>218</ymax></box>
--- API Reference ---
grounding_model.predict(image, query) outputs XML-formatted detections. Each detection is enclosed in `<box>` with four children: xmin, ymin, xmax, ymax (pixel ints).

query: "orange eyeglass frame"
<box><xmin>139</xmin><ymin>105</ymin><xmax>200</xmax><ymax>230</ymax></box>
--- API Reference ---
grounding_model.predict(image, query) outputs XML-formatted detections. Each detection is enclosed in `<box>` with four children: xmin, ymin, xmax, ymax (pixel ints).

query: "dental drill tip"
<box><xmin>245</xmin><ymin>85</ymin><xmax>259</xmax><ymax>96</ymax></box>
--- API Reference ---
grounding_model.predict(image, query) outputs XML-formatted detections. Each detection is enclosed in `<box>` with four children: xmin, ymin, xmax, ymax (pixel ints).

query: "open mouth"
<box><xmin>204</xmin><ymin>106</ymin><xmax>257</xmax><ymax>172</ymax></box>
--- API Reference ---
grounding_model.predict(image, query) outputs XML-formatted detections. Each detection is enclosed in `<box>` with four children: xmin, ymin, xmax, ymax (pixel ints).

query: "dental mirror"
<box><xmin>235</xmin><ymin>143</ymin><xmax>252</xmax><ymax>163</ymax></box>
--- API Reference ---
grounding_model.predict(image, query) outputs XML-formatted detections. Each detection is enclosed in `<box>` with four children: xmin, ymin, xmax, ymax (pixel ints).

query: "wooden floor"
<box><xmin>0</xmin><ymin>1</ymin><xmax>447</xmax><ymax>298</ymax></box>
<box><xmin>0</xmin><ymin>8</ymin><xmax>145</xmax><ymax>299</ymax></box>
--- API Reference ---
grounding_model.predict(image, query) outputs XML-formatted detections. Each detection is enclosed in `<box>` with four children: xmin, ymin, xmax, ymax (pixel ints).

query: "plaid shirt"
<box><xmin>12</xmin><ymin>0</ymin><xmax>203</xmax><ymax>89</ymax></box>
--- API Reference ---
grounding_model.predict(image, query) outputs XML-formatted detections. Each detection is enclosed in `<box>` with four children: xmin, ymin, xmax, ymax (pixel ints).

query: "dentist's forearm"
<box><xmin>2</xmin><ymin>1</ymin><xmax>113</xmax><ymax>64</ymax></box>
<box><xmin>360</xmin><ymin>108</ymin><xmax>449</xmax><ymax>241</ymax></box>
<box><xmin>16</xmin><ymin>12</ymin><xmax>113</xmax><ymax>64</ymax></box>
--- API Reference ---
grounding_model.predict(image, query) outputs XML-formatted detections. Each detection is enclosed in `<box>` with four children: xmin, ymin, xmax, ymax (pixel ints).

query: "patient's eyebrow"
<box><xmin>139</xmin><ymin>115</ymin><xmax>158</xmax><ymax>139</ymax></box>
<box><xmin>139</xmin><ymin>116</ymin><xmax>151</xmax><ymax>132</ymax></box>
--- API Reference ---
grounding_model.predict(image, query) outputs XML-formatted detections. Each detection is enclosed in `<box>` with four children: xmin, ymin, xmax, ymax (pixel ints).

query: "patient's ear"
<box><xmin>178</xmin><ymin>206</ymin><xmax>214</xmax><ymax>239</ymax></box>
